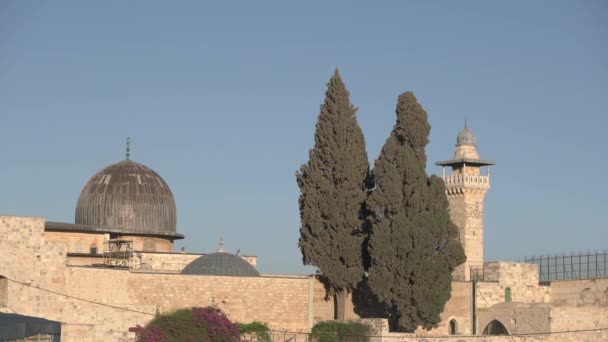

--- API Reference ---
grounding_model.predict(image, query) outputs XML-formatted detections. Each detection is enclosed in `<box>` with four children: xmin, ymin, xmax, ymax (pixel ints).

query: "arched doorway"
<box><xmin>482</xmin><ymin>320</ymin><xmax>509</xmax><ymax>335</ymax></box>
<box><xmin>449</xmin><ymin>319</ymin><xmax>458</xmax><ymax>335</ymax></box>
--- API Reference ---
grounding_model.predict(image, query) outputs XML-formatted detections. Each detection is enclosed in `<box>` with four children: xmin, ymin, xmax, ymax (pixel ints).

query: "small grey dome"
<box><xmin>75</xmin><ymin>160</ymin><xmax>176</xmax><ymax>233</ymax></box>
<box><xmin>181</xmin><ymin>252</ymin><xmax>260</xmax><ymax>277</ymax></box>
<box><xmin>457</xmin><ymin>126</ymin><xmax>476</xmax><ymax>146</ymax></box>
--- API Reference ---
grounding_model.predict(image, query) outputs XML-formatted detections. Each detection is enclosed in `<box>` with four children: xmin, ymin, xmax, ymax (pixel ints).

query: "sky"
<box><xmin>1</xmin><ymin>1</ymin><xmax>607</xmax><ymax>274</ymax></box>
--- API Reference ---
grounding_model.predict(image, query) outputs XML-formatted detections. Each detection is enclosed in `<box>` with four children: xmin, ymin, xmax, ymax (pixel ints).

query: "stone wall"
<box><xmin>66</xmin><ymin>255</ymin><xmax>104</xmax><ymax>266</ymax></box>
<box><xmin>0</xmin><ymin>216</ymin><xmax>309</xmax><ymax>341</ymax></box>
<box><xmin>430</xmin><ymin>281</ymin><xmax>473</xmax><ymax>335</ymax></box>
<box><xmin>46</xmin><ymin>231</ymin><xmax>257</xmax><ymax>272</ymax></box>
<box><xmin>3</xmin><ymin>215</ymin><xmax>607</xmax><ymax>341</ymax></box>
<box><xmin>60</xmin><ymin>266</ymin><xmax>311</xmax><ymax>331</ymax></box>
<box><xmin>547</xmin><ymin>278</ymin><xmax>608</xmax><ymax>332</ymax></box>
<box><xmin>133</xmin><ymin>252</ymin><xmax>201</xmax><ymax>272</ymax></box>
<box><xmin>477</xmin><ymin>303</ymin><xmax>551</xmax><ymax>335</ymax></box>
<box><xmin>362</xmin><ymin>318</ymin><xmax>608</xmax><ymax>342</ymax></box>
<box><xmin>120</xmin><ymin>235</ymin><xmax>173</xmax><ymax>253</ymax></box>
<box><xmin>0</xmin><ymin>216</ymin><xmax>135</xmax><ymax>340</ymax></box>
<box><xmin>45</xmin><ymin>231</ymin><xmax>107</xmax><ymax>254</ymax></box>
<box><xmin>548</xmin><ymin>278</ymin><xmax>608</xmax><ymax>306</ymax></box>
<box><xmin>476</xmin><ymin>263</ymin><xmax>549</xmax><ymax>309</ymax></box>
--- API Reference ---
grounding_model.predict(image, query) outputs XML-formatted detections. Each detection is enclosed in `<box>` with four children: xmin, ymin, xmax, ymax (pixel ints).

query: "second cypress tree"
<box><xmin>366</xmin><ymin>92</ymin><xmax>465</xmax><ymax>331</ymax></box>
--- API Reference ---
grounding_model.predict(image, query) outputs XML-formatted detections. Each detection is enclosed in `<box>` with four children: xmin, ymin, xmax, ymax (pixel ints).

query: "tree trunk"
<box><xmin>334</xmin><ymin>290</ymin><xmax>346</xmax><ymax>320</ymax></box>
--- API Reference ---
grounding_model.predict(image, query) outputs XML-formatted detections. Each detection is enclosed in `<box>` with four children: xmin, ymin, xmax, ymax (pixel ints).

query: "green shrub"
<box><xmin>311</xmin><ymin>321</ymin><xmax>370</xmax><ymax>342</ymax></box>
<box><xmin>238</xmin><ymin>321</ymin><xmax>271</xmax><ymax>342</ymax></box>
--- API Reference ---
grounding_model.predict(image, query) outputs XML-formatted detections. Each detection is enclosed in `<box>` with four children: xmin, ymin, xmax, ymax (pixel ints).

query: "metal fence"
<box><xmin>470</xmin><ymin>266</ymin><xmax>495</xmax><ymax>282</ymax></box>
<box><xmin>522</xmin><ymin>250</ymin><xmax>608</xmax><ymax>282</ymax></box>
<box><xmin>256</xmin><ymin>331</ymin><xmax>367</xmax><ymax>342</ymax></box>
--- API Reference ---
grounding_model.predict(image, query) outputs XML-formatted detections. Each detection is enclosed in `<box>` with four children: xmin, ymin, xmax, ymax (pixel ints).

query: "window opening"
<box><xmin>449</xmin><ymin>319</ymin><xmax>457</xmax><ymax>335</ymax></box>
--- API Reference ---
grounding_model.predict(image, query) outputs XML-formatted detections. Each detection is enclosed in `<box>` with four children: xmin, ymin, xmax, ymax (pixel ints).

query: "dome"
<box><xmin>456</xmin><ymin>126</ymin><xmax>476</xmax><ymax>146</ymax></box>
<box><xmin>75</xmin><ymin>159</ymin><xmax>177</xmax><ymax>234</ymax></box>
<box><xmin>181</xmin><ymin>252</ymin><xmax>260</xmax><ymax>277</ymax></box>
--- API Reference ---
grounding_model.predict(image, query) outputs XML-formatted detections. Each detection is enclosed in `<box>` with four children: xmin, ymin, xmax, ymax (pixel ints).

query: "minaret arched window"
<box><xmin>505</xmin><ymin>287</ymin><xmax>512</xmax><ymax>302</ymax></box>
<box><xmin>449</xmin><ymin>319</ymin><xmax>458</xmax><ymax>335</ymax></box>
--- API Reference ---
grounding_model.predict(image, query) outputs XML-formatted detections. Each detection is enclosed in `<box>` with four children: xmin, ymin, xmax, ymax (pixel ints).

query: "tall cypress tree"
<box><xmin>366</xmin><ymin>92</ymin><xmax>465</xmax><ymax>331</ymax></box>
<box><xmin>297</xmin><ymin>69</ymin><xmax>370</xmax><ymax>320</ymax></box>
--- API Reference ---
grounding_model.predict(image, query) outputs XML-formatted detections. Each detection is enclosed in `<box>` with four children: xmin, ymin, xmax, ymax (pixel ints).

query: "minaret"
<box><xmin>436</xmin><ymin>122</ymin><xmax>495</xmax><ymax>281</ymax></box>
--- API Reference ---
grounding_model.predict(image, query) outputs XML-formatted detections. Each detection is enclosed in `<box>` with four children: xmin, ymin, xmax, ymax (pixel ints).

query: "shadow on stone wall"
<box><xmin>352</xmin><ymin>278</ymin><xmax>393</xmax><ymax>326</ymax></box>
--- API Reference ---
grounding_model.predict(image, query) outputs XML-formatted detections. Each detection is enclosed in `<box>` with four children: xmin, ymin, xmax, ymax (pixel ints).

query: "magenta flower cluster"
<box><xmin>128</xmin><ymin>325</ymin><xmax>167</xmax><ymax>342</ymax></box>
<box><xmin>192</xmin><ymin>306</ymin><xmax>240</xmax><ymax>340</ymax></box>
<box><xmin>128</xmin><ymin>306</ymin><xmax>240</xmax><ymax>342</ymax></box>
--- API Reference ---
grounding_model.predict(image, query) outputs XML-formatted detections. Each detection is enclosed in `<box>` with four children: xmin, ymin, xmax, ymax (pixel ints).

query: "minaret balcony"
<box><xmin>442</xmin><ymin>173</ymin><xmax>490</xmax><ymax>189</ymax></box>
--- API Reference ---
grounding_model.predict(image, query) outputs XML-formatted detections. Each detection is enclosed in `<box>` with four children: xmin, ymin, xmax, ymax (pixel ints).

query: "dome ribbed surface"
<box><xmin>75</xmin><ymin>160</ymin><xmax>176</xmax><ymax>233</ymax></box>
<box><xmin>457</xmin><ymin>126</ymin><xmax>476</xmax><ymax>146</ymax></box>
<box><xmin>181</xmin><ymin>253</ymin><xmax>260</xmax><ymax>277</ymax></box>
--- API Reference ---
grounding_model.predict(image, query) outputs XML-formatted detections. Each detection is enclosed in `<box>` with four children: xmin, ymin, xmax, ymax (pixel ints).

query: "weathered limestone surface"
<box><xmin>1</xmin><ymin>214</ymin><xmax>607</xmax><ymax>342</ymax></box>
<box><xmin>62</xmin><ymin>266</ymin><xmax>311</xmax><ymax>331</ymax></box>
<box><xmin>121</xmin><ymin>235</ymin><xmax>174</xmax><ymax>253</ymax></box>
<box><xmin>430</xmin><ymin>281</ymin><xmax>473</xmax><ymax>335</ymax></box>
<box><xmin>0</xmin><ymin>216</ymin><xmax>310</xmax><ymax>341</ymax></box>
<box><xmin>445</xmin><ymin>177</ymin><xmax>489</xmax><ymax>281</ymax></box>
<box><xmin>362</xmin><ymin>318</ymin><xmax>608</xmax><ymax>341</ymax></box>
<box><xmin>547</xmin><ymin>278</ymin><xmax>608</xmax><ymax>332</ymax></box>
<box><xmin>45</xmin><ymin>231</ymin><xmax>107</xmax><ymax>254</ymax></box>
<box><xmin>425</xmin><ymin>263</ymin><xmax>606</xmax><ymax>336</ymax></box>
<box><xmin>476</xmin><ymin>262</ymin><xmax>549</xmax><ymax>309</ymax></box>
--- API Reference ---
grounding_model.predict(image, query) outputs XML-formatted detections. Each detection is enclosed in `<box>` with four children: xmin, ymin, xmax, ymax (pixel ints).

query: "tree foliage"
<box><xmin>311</xmin><ymin>321</ymin><xmax>370</xmax><ymax>342</ymax></box>
<box><xmin>366</xmin><ymin>92</ymin><xmax>465</xmax><ymax>331</ymax></box>
<box><xmin>297</xmin><ymin>69</ymin><xmax>370</xmax><ymax>315</ymax></box>
<box><xmin>238</xmin><ymin>321</ymin><xmax>271</xmax><ymax>342</ymax></box>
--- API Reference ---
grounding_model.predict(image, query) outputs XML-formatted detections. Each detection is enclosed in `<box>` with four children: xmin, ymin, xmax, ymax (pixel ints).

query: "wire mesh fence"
<box><xmin>522</xmin><ymin>250</ymin><xmax>608</xmax><ymax>282</ymax></box>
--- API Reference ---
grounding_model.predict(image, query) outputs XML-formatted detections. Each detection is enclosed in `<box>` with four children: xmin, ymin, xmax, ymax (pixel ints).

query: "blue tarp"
<box><xmin>0</xmin><ymin>313</ymin><xmax>61</xmax><ymax>342</ymax></box>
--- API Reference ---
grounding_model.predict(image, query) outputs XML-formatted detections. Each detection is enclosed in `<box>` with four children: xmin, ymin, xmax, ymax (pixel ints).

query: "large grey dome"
<box><xmin>75</xmin><ymin>160</ymin><xmax>177</xmax><ymax>233</ymax></box>
<box><xmin>181</xmin><ymin>252</ymin><xmax>260</xmax><ymax>277</ymax></box>
<box><xmin>456</xmin><ymin>126</ymin><xmax>476</xmax><ymax>146</ymax></box>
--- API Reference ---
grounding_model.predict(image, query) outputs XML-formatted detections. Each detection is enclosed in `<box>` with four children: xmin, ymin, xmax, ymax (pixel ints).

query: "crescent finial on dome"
<box><xmin>125</xmin><ymin>137</ymin><xmax>131</xmax><ymax>160</ymax></box>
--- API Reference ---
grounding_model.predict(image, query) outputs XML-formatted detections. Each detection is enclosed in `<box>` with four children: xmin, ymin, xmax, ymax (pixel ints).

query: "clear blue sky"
<box><xmin>1</xmin><ymin>1</ymin><xmax>606</xmax><ymax>274</ymax></box>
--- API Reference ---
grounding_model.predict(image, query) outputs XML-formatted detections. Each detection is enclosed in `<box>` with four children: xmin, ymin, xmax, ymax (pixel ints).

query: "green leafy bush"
<box><xmin>311</xmin><ymin>321</ymin><xmax>370</xmax><ymax>342</ymax></box>
<box><xmin>238</xmin><ymin>321</ymin><xmax>271</xmax><ymax>342</ymax></box>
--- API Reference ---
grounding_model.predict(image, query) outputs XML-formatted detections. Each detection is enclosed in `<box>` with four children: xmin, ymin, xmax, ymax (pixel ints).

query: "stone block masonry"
<box><xmin>361</xmin><ymin>318</ymin><xmax>608</xmax><ymax>342</ymax></box>
<box><xmin>0</xmin><ymin>216</ymin><xmax>314</xmax><ymax>341</ymax></box>
<box><xmin>2</xmin><ymin>214</ymin><xmax>607</xmax><ymax>342</ymax></box>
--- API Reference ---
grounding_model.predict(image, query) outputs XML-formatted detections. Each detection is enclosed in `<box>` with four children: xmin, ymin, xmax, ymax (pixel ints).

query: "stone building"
<box><xmin>0</xmin><ymin>128</ymin><xmax>606</xmax><ymax>341</ymax></box>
